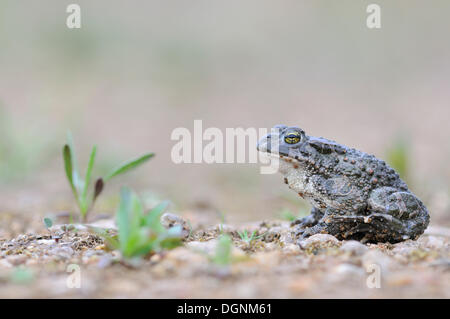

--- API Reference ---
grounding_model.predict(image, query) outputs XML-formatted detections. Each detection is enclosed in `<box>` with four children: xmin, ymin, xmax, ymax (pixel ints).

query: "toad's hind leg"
<box><xmin>296</xmin><ymin>212</ymin><xmax>370</xmax><ymax>242</ymax></box>
<box><xmin>367</xmin><ymin>187</ymin><xmax>430</xmax><ymax>241</ymax></box>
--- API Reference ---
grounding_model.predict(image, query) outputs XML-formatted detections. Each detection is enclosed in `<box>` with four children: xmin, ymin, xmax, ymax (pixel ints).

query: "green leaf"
<box><xmin>124</xmin><ymin>230</ymin><xmax>154</xmax><ymax>258</ymax></box>
<box><xmin>82</xmin><ymin>145</ymin><xmax>97</xmax><ymax>202</ymax></box>
<box><xmin>116</xmin><ymin>187</ymin><xmax>133</xmax><ymax>253</ymax></box>
<box><xmin>66</xmin><ymin>131</ymin><xmax>81</xmax><ymax>190</ymax></box>
<box><xmin>158</xmin><ymin>225</ymin><xmax>183</xmax><ymax>250</ymax></box>
<box><xmin>43</xmin><ymin>218</ymin><xmax>53</xmax><ymax>229</ymax></box>
<box><xmin>104</xmin><ymin>153</ymin><xmax>154</xmax><ymax>181</ymax></box>
<box><xmin>63</xmin><ymin>144</ymin><xmax>78</xmax><ymax>199</ymax></box>
<box><xmin>117</xmin><ymin>187</ymin><xmax>145</xmax><ymax>253</ymax></box>
<box><xmin>213</xmin><ymin>234</ymin><xmax>232</xmax><ymax>266</ymax></box>
<box><xmin>159</xmin><ymin>236</ymin><xmax>182</xmax><ymax>250</ymax></box>
<box><xmin>142</xmin><ymin>201</ymin><xmax>169</xmax><ymax>232</ymax></box>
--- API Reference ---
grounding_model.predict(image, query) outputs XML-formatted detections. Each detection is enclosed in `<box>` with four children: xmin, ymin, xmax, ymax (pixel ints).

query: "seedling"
<box><xmin>43</xmin><ymin>217</ymin><xmax>53</xmax><ymax>236</ymax></box>
<box><xmin>217</xmin><ymin>211</ymin><xmax>226</xmax><ymax>234</ymax></box>
<box><xmin>94</xmin><ymin>187</ymin><xmax>182</xmax><ymax>260</ymax></box>
<box><xmin>237</xmin><ymin>229</ymin><xmax>262</xmax><ymax>244</ymax></box>
<box><xmin>210</xmin><ymin>234</ymin><xmax>233</xmax><ymax>266</ymax></box>
<box><xmin>63</xmin><ymin>132</ymin><xmax>154</xmax><ymax>222</ymax></box>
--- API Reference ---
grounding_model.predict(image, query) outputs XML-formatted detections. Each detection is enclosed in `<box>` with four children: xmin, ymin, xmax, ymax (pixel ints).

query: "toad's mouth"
<box><xmin>257</xmin><ymin>138</ymin><xmax>309</xmax><ymax>162</ymax></box>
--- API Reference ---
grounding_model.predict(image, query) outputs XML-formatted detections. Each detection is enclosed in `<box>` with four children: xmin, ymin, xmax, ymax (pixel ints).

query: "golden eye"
<box><xmin>284</xmin><ymin>131</ymin><xmax>301</xmax><ymax>144</ymax></box>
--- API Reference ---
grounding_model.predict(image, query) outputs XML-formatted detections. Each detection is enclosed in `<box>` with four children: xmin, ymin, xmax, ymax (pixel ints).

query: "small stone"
<box><xmin>187</xmin><ymin>240</ymin><xmax>217</xmax><ymax>255</ymax></box>
<box><xmin>37</xmin><ymin>239</ymin><xmax>56</xmax><ymax>246</ymax></box>
<box><xmin>282</xmin><ymin>243</ymin><xmax>301</xmax><ymax>254</ymax></box>
<box><xmin>97</xmin><ymin>255</ymin><xmax>113</xmax><ymax>268</ymax></box>
<box><xmin>160</xmin><ymin>213</ymin><xmax>190</xmax><ymax>239</ymax></box>
<box><xmin>187</xmin><ymin>239</ymin><xmax>245</xmax><ymax>258</ymax></box>
<box><xmin>298</xmin><ymin>234</ymin><xmax>340</xmax><ymax>250</ymax></box>
<box><xmin>264</xmin><ymin>228</ymin><xmax>282</xmax><ymax>242</ymax></box>
<box><xmin>340</xmin><ymin>240</ymin><xmax>368</xmax><ymax>256</ymax></box>
<box><xmin>49</xmin><ymin>246</ymin><xmax>74</xmax><ymax>260</ymax></box>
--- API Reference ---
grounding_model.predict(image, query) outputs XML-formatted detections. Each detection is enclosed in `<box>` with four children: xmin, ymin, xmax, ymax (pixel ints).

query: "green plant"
<box><xmin>237</xmin><ymin>229</ymin><xmax>262</xmax><ymax>244</ymax></box>
<box><xmin>217</xmin><ymin>211</ymin><xmax>227</xmax><ymax>234</ymax></box>
<box><xmin>43</xmin><ymin>217</ymin><xmax>53</xmax><ymax>229</ymax></box>
<box><xmin>210</xmin><ymin>234</ymin><xmax>233</xmax><ymax>266</ymax></box>
<box><xmin>94</xmin><ymin>187</ymin><xmax>182</xmax><ymax>260</ymax></box>
<box><xmin>63</xmin><ymin>132</ymin><xmax>154</xmax><ymax>222</ymax></box>
<box><xmin>43</xmin><ymin>217</ymin><xmax>53</xmax><ymax>236</ymax></box>
<box><xmin>10</xmin><ymin>267</ymin><xmax>34</xmax><ymax>285</ymax></box>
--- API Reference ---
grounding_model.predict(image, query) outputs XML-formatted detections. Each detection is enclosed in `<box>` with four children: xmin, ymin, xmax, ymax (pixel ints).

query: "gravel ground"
<box><xmin>0</xmin><ymin>213</ymin><xmax>448</xmax><ymax>298</ymax></box>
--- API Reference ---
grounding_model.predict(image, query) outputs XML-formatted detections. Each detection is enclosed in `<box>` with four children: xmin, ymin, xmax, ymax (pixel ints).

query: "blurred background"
<box><xmin>1</xmin><ymin>0</ymin><xmax>449</xmax><ymax>237</ymax></box>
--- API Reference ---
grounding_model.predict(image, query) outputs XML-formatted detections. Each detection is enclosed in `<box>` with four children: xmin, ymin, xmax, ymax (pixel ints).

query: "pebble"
<box><xmin>187</xmin><ymin>240</ymin><xmax>217</xmax><ymax>254</ymax></box>
<box><xmin>340</xmin><ymin>240</ymin><xmax>368</xmax><ymax>256</ymax></box>
<box><xmin>263</xmin><ymin>227</ymin><xmax>283</xmax><ymax>242</ymax></box>
<box><xmin>187</xmin><ymin>239</ymin><xmax>245</xmax><ymax>258</ymax></box>
<box><xmin>48</xmin><ymin>246</ymin><xmax>74</xmax><ymax>260</ymax></box>
<box><xmin>97</xmin><ymin>255</ymin><xmax>114</xmax><ymax>268</ymax></box>
<box><xmin>282</xmin><ymin>244</ymin><xmax>301</xmax><ymax>254</ymax></box>
<box><xmin>298</xmin><ymin>234</ymin><xmax>340</xmax><ymax>250</ymax></box>
<box><xmin>37</xmin><ymin>239</ymin><xmax>55</xmax><ymax>246</ymax></box>
<box><xmin>160</xmin><ymin>213</ymin><xmax>190</xmax><ymax>238</ymax></box>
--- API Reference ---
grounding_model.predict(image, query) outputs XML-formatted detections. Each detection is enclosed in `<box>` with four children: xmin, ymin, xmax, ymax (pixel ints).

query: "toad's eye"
<box><xmin>284</xmin><ymin>131</ymin><xmax>301</xmax><ymax>144</ymax></box>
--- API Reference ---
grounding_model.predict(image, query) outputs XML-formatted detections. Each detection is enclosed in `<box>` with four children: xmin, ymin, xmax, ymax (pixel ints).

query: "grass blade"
<box><xmin>142</xmin><ymin>201</ymin><xmax>169</xmax><ymax>233</ymax></box>
<box><xmin>63</xmin><ymin>144</ymin><xmax>78</xmax><ymax>198</ymax></box>
<box><xmin>116</xmin><ymin>187</ymin><xmax>132</xmax><ymax>253</ymax></box>
<box><xmin>66</xmin><ymin>131</ymin><xmax>81</xmax><ymax>190</ymax></box>
<box><xmin>104</xmin><ymin>153</ymin><xmax>154</xmax><ymax>181</ymax></box>
<box><xmin>82</xmin><ymin>145</ymin><xmax>97</xmax><ymax>201</ymax></box>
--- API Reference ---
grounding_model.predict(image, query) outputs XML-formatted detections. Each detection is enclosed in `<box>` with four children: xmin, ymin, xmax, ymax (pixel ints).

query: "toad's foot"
<box><xmin>292</xmin><ymin>207</ymin><xmax>324</xmax><ymax>234</ymax></box>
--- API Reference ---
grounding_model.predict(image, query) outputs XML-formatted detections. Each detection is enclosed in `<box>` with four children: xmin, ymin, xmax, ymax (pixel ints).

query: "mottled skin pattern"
<box><xmin>258</xmin><ymin>125</ymin><xmax>430</xmax><ymax>243</ymax></box>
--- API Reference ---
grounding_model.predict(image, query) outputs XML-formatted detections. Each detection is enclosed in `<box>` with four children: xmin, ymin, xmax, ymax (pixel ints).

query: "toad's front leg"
<box><xmin>292</xmin><ymin>207</ymin><xmax>324</xmax><ymax>228</ymax></box>
<box><xmin>295</xmin><ymin>208</ymin><xmax>340</xmax><ymax>239</ymax></box>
